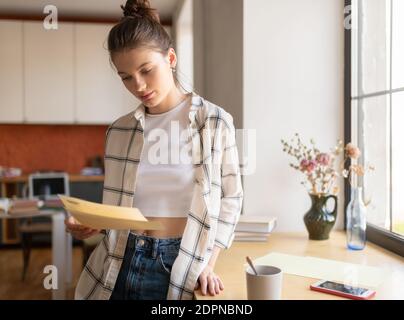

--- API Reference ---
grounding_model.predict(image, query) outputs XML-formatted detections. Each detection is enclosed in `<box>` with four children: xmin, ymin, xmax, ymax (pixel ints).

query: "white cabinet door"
<box><xmin>24</xmin><ymin>21</ymin><xmax>75</xmax><ymax>123</ymax></box>
<box><xmin>0</xmin><ymin>20</ymin><xmax>24</xmax><ymax>123</ymax></box>
<box><xmin>75</xmin><ymin>23</ymin><xmax>139</xmax><ymax>124</ymax></box>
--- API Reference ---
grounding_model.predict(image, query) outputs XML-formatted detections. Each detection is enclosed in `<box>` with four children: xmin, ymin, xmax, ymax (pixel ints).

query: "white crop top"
<box><xmin>133</xmin><ymin>94</ymin><xmax>195</xmax><ymax>217</ymax></box>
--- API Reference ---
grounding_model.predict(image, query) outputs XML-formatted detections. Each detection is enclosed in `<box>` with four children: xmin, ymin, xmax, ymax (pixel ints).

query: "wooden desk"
<box><xmin>0</xmin><ymin>175</ymin><xmax>104</xmax><ymax>244</ymax></box>
<box><xmin>194</xmin><ymin>231</ymin><xmax>404</xmax><ymax>300</ymax></box>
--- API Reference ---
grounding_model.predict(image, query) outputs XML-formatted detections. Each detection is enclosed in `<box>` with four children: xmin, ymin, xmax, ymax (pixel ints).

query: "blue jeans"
<box><xmin>110</xmin><ymin>232</ymin><xmax>182</xmax><ymax>300</ymax></box>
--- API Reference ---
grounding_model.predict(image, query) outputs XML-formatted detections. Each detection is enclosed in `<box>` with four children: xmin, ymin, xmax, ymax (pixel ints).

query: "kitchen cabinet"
<box><xmin>0</xmin><ymin>20</ymin><xmax>24</xmax><ymax>123</ymax></box>
<box><xmin>0</xmin><ymin>20</ymin><xmax>138</xmax><ymax>125</ymax></box>
<box><xmin>23</xmin><ymin>21</ymin><xmax>75</xmax><ymax>123</ymax></box>
<box><xmin>74</xmin><ymin>23</ymin><xmax>138</xmax><ymax>124</ymax></box>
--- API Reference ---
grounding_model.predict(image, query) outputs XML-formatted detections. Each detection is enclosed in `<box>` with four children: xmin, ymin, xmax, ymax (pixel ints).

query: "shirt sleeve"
<box><xmin>214</xmin><ymin>113</ymin><xmax>243</xmax><ymax>249</ymax></box>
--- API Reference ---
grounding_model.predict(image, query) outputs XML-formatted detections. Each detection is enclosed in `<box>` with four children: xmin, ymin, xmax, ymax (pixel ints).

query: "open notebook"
<box><xmin>58</xmin><ymin>195</ymin><xmax>164</xmax><ymax>231</ymax></box>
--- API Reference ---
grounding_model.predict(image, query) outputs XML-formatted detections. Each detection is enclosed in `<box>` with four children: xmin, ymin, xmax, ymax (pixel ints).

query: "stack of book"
<box><xmin>0</xmin><ymin>166</ymin><xmax>22</xmax><ymax>178</ymax></box>
<box><xmin>80</xmin><ymin>167</ymin><xmax>103</xmax><ymax>176</ymax></box>
<box><xmin>0</xmin><ymin>198</ymin><xmax>42</xmax><ymax>216</ymax></box>
<box><xmin>234</xmin><ymin>215</ymin><xmax>277</xmax><ymax>242</ymax></box>
<box><xmin>43</xmin><ymin>198</ymin><xmax>64</xmax><ymax>209</ymax></box>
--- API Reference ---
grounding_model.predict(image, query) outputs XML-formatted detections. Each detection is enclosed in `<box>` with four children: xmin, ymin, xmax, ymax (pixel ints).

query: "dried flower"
<box><xmin>300</xmin><ymin>159</ymin><xmax>317</xmax><ymax>173</ymax></box>
<box><xmin>345</xmin><ymin>143</ymin><xmax>361</xmax><ymax>159</ymax></box>
<box><xmin>316</xmin><ymin>153</ymin><xmax>330</xmax><ymax>166</ymax></box>
<box><xmin>281</xmin><ymin>134</ymin><xmax>343</xmax><ymax>196</ymax></box>
<box><xmin>282</xmin><ymin>134</ymin><xmax>375</xmax><ymax>203</ymax></box>
<box><xmin>340</xmin><ymin>143</ymin><xmax>374</xmax><ymax>189</ymax></box>
<box><xmin>355</xmin><ymin>164</ymin><xmax>365</xmax><ymax>176</ymax></box>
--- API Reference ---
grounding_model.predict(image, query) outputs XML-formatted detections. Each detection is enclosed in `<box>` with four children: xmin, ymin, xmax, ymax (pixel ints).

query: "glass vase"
<box><xmin>346</xmin><ymin>187</ymin><xmax>367</xmax><ymax>250</ymax></box>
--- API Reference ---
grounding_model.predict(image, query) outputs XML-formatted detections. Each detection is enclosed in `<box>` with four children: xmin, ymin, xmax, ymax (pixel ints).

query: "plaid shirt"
<box><xmin>74</xmin><ymin>92</ymin><xmax>243</xmax><ymax>300</ymax></box>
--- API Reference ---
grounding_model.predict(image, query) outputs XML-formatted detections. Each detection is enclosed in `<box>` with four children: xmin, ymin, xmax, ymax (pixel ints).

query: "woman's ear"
<box><xmin>167</xmin><ymin>48</ymin><xmax>177</xmax><ymax>69</ymax></box>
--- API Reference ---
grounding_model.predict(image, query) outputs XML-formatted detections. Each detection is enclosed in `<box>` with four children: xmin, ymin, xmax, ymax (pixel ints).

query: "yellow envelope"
<box><xmin>58</xmin><ymin>195</ymin><xmax>164</xmax><ymax>231</ymax></box>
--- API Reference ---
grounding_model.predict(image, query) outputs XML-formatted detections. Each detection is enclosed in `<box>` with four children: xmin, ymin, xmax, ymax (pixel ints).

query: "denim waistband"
<box><xmin>127</xmin><ymin>232</ymin><xmax>182</xmax><ymax>259</ymax></box>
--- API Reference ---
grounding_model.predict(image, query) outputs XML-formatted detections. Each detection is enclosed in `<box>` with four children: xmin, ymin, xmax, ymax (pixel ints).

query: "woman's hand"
<box><xmin>194</xmin><ymin>264</ymin><xmax>224</xmax><ymax>296</ymax></box>
<box><xmin>64</xmin><ymin>216</ymin><xmax>101</xmax><ymax>240</ymax></box>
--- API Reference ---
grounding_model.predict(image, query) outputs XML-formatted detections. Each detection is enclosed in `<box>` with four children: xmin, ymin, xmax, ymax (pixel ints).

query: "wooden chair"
<box><xmin>18</xmin><ymin>218</ymin><xmax>52</xmax><ymax>281</ymax></box>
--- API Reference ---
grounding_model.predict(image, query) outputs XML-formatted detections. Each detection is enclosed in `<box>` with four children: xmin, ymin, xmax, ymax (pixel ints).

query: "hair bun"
<box><xmin>121</xmin><ymin>0</ymin><xmax>160</xmax><ymax>23</ymax></box>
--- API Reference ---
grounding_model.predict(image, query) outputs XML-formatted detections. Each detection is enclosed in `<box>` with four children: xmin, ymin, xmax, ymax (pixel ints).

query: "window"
<box><xmin>346</xmin><ymin>0</ymin><xmax>404</xmax><ymax>256</ymax></box>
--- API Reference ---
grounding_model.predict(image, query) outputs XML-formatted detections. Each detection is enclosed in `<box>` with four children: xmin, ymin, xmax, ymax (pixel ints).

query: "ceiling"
<box><xmin>0</xmin><ymin>0</ymin><xmax>180</xmax><ymax>24</ymax></box>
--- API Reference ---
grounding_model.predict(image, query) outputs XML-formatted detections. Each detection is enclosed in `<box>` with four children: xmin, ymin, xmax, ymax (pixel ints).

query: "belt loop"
<box><xmin>127</xmin><ymin>233</ymin><xmax>135</xmax><ymax>249</ymax></box>
<box><xmin>152</xmin><ymin>238</ymin><xmax>159</xmax><ymax>259</ymax></box>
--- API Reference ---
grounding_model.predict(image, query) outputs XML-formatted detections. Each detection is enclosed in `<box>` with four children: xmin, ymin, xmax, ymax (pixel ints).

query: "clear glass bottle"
<box><xmin>346</xmin><ymin>187</ymin><xmax>367</xmax><ymax>250</ymax></box>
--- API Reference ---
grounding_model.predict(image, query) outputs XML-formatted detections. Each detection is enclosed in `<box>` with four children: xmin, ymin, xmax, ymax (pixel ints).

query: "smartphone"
<box><xmin>310</xmin><ymin>280</ymin><xmax>376</xmax><ymax>300</ymax></box>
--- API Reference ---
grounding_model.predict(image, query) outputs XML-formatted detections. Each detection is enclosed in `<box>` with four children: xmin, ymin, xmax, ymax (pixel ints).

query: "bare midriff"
<box><xmin>134</xmin><ymin>216</ymin><xmax>188</xmax><ymax>239</ymax></box>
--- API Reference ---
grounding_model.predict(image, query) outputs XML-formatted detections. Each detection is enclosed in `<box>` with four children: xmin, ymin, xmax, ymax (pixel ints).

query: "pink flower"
<box><xmin>306</xmin><ymin>160</ymin><xmax>317</xmax><ymax>173</ymax></box>
<box><xmin>300</xmin><ymin>159</ymin><xmax>317</xmax><ymax>173</ymax></box>
<box><xmin>316</xmin><ymin>153</ymin><xmax>330</xmax><ymax>166</ymax></box>
<box><xmin>300</xmin><ymin>159</ymin><xmax>309</xmax><ymax>169</ymax></box>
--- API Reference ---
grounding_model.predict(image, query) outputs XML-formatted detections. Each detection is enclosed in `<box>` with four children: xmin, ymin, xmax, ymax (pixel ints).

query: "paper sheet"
<box><xmin>245</xmin><ymin>252</ymin><xmax>386</xmax><ymax>288</ymax></box>
<box><xmin>58</xmin><ymin>195</ymin><xmax>164</xmax><ymax>231</ymax></box>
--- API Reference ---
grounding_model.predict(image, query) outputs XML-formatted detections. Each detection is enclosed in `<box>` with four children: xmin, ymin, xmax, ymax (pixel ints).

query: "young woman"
<box><xmin>65</xmin><ymin>0</ymin><xmax>243</xmax><ymax>300</ymax></box>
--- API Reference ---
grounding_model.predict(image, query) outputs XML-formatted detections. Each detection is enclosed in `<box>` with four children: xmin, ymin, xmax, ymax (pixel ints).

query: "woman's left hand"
<box><xmin>194</xmin><ymin>264</ymin><xmax>224</xmax><ymax>296</ymax></box>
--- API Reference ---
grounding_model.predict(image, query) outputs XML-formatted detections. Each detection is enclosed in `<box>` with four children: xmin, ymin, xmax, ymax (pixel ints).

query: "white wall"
<box><xmin>190</xmin><ymin>0</ymin><xmax>345</xmax><ymax>232</ymax></box>
<box><xmin>173</xmin><ymin>0</ymin><xmax>194</xmax><ymax>92</ymax></box>
<box><xmin>243</xmin><ymin>0</ymin><xmax>345</xmax><ymax>231</ymax></box>
<box><xmin>193</xmin><ymin>0</ymin><xmax>244</xmax><ymax>130</ymax></box>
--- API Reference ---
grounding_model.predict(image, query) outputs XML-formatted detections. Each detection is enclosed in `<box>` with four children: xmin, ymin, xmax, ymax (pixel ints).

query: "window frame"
<box><xmin>344</xmin><ymin>0</ymin><xmax>404</xmax><ymax>257</ymax></box>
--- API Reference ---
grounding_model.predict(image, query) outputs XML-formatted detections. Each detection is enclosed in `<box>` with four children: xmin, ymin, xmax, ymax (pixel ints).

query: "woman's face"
<box><xmin>112</xmin><ymin>47</ymin><xmax>176</xmax><ymax>107</ymax></box>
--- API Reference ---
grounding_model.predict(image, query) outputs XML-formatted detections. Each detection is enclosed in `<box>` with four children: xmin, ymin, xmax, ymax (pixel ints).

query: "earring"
<box><xmin>171</xmin><ymin>66</ymin><xmax>176</xmax><ymax>73</ymax></box>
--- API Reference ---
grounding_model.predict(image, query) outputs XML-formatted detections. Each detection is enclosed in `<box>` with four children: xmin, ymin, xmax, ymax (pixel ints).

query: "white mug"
<box><xmin>245</xmin><ymin>265</ymin><xmax>283</xmax><ymax>300</ymax></box>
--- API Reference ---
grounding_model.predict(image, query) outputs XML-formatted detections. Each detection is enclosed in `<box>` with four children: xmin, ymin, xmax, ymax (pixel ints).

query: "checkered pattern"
<box><xmin>74</xmin><ymin>92</ymin><xmax>243</xmax><ymax>300</ymax></box>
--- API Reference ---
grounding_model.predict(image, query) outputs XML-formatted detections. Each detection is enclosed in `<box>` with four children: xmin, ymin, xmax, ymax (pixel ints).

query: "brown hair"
<box><xmin>108</xmin><ymin>0</ymin><xmax>173</xmax><ymax>57</ymax></box>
